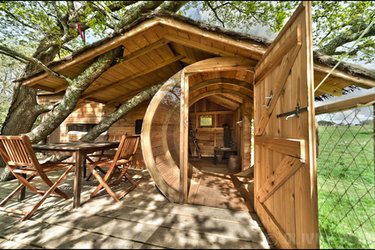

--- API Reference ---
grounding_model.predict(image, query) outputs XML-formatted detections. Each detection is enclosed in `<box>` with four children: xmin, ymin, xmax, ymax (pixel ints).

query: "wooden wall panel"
<box><xmin>189</xmin><ymin>99</ymin><xmax>235</xmax><ymax>157</ymax></box>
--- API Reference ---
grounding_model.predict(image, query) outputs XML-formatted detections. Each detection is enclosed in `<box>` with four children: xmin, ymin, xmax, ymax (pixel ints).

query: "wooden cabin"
<box><xmin>19</xmin><ymin>3</ymin><xmax>375</xmax><ymax>249</ymax></box>
<box><xmin>37</xmin><ymin>92</ymin><xmax>149</xmax><ymax>168</ymax></box>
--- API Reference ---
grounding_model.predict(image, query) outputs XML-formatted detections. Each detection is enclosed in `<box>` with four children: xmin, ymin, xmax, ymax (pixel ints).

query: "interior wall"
<box><xmin>189</xmin><ymin>99</ymin><xmax>235</xmax><ymax>157</ymax></box>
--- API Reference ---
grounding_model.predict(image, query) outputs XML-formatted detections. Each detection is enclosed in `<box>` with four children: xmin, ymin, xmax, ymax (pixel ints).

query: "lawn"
<box><xmin>317</xmin><ymin>124</ymin><xmax>374</xmax><ymax>249</ymax></box>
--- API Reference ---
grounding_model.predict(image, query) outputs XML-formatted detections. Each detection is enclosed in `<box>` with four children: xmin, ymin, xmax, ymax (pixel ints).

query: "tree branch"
<box><xmin>0</xmin><ymin>44</ymin><xmax>72</xmax><ymax>83</ymax></box>
<box><xmin>319</xmin><ymin>17</ymin><xmax>375</xmax><ymax>55</ymax></box>
<box><xmin>27</xmin><ymin>47</ymin><xmax>123</xmax><ymax>143</ymax></box>
<box><xmin>157</xmin><ymin>1</ymin><xmax>188</xmax><ymax>12</ymax></box>
<box><xmin>114</xmin><ymin>1</ymin><xmax>164</xmax><ymax>31</ymax></box>
<box><xmin>33</xmin><ymin>101</ymin><xmax>62</xmax><ymax>115</ymax></box>
<box><xmin>80</xmin><ymin>83</ymin><xmax>162</xmax><ymax>142</ymax></box>
<box><xmin>0</xmin><ymin>50</ymin><xmax>27</xmax><ymax>64</ymax></box>
<box><xmin>206</xmin><ymin>1</ymin><xmax>225</xmax><ymax>28</ymax></box>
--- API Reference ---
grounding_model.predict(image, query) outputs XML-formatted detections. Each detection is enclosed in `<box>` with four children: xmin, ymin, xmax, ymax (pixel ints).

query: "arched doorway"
<box><xmin>141</xmin><ymin>56</ymin><xmax>255</xmax><ymax>210</ymax></box>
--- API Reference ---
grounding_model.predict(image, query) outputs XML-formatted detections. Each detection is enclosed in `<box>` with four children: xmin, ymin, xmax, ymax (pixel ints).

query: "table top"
<box><xmin>214</xmin><ymin>147</ymin><xmax>237</xmax><ymax>152</ymax></box>
<box><xmin>32</xmin><ymin>141</ymin><xmax>119</xmax><ymax>153</ymax></box>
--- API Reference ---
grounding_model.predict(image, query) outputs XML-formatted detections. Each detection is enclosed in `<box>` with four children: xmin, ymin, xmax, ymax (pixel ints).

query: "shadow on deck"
<box><xmin>189</xmin><ymin>157</ymin><xmax>254</xmax><ymax>212</ymax></box>
<box><xmin>0</xmin><ymin>168</ymin><xmax>272</xmax><ymax>249</ymax></box>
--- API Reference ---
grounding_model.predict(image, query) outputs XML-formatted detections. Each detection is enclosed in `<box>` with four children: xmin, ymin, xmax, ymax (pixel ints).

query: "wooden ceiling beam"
<box><xmin>159</xmin><ymin>19</ymin><xmax>266</xmax><ymax>58</ymax></box>
<box><xmin>190</xmin><ymin>87</ymin><xmax>252</xmax><ymax>105</ymax></box>
<box><xmin>123</xmin><ymin>38</ymin><xmax>169</xmax><ymax>59</ymax></box>
<box><xmin>184</xmin><ymin>56</ymin><xmax>255</xmax><ymax>74</ymax></box>
<box><xmin>190</xmin><ymin>78</ymin><xmax>252</xmax><ymax>93</ymax></box>
<box><xmin>165</xmin><ymin>34</ymin><xmax>238</xmax><ymax>58</ymax></box>
<box><xmin>222</xmin><ymin>93</ymin><xmax>245</xmax><ymax>104</ymax></box>
<box><xmin>82</xmin><ymin>54</ymin><xmax>184</xmax><ymax>99</ymax></box>
<box><xmin>218</xmin><ymin>93</ymin><xmax>243</xmax><ymax>104</ymax></box>
<box><xmin>52</xmin><ymin>39</ymin><xmax>171</xmax><ymax>94</ymax></box>
<box><xmin>21</xmin><ymin>20</ymin><xmax>162</xmax><ymax>87</ymax></box>
<box><xmin>206</xmin><ymin>95</ymin><xmax>240</xmax><ymax>110</ymax></box>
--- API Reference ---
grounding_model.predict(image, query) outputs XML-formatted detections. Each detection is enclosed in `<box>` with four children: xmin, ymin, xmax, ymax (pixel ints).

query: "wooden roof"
<box><xmin>19</xmin><ymin>11</ymin><xmax>375</xmax><ymax>106</ymax></box>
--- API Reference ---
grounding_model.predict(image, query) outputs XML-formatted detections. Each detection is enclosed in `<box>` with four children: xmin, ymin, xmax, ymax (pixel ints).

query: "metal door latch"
<box><xmin>277</xmin><ymin>105</ymin><xmax>308</xmax><ymax>120</ymax></box>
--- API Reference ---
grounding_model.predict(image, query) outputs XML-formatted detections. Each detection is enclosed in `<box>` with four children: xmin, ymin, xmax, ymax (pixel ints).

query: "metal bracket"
<box><xmin>277</xmin><ymin>105</ymin><xmax>308</xmax><ymax>120</ymax></box>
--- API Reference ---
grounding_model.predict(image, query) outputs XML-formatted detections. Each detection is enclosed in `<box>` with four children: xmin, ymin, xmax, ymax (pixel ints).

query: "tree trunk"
<box><xmin>26</xmin><ymin>47</ymin><xmax>123</xmax><ymax>143</ymax></box>
<box><xmin>0</xmin><ymin>1</ymin><xmax>188</xmax><ymax>182</ymax></box>
<box><xmin>0</xmin><ymin>47</ymin><xmax>123</xmax><ymax>181</ymax></box>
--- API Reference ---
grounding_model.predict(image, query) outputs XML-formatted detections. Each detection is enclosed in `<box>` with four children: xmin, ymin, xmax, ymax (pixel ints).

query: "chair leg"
<box><xmin>90</xmin><ymin>166</ymin><xmax>115</xmax><ymax>197</ymax></box>
<box><xmin>22</xmin><ymin>165</ymin><xmax>74</xmax><ymax>221</ymax></box>
<box><xmin>39</xmin><ymin>174</ymin><xmax>70</xmax><ymax>200</ymax></box>
<box><xmin>117</xmin><ymin>164</ymin><xmax>138</xmax><ymax>186</ymax></box>
<box><xmin>85</xmin><ymin>166</ymin><xmax>106</xmax><ymax>181</ymax></box>
<box><xmin>117</xmin><ymin>173</ymin><xmax>138</xmax><ymax>200</ymax></box>
<box><xmin>89</xmin><ymin>166</ymin><xmax>120</xmax><ymax>202</ymax></box>
<box><xmin>0</xmin><ymin>175</ymin><xmax>36</xmax><ymax>207</ymax></box>
<box><xmin>124</xmin><ymin>173</ymin><xmax>138</xmax><ymax>187</ymax></box>
<box><xmin>116</xmin><ymin>163</ymin><xmax>133</xmax><ymax>182</ymax></box>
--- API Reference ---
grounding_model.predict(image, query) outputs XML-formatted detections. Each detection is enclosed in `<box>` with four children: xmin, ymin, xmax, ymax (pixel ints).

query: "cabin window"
<box><xmin>67</xmin><ymin>123</ymin><xmax>97</xmax><ymax>132</ymax></box>
<box><xmin>199</xmin><ymin>115</ymin><xmax>213</xmax><ymax>127</ymax></box>
<box><xmin>135</xmin><ymin>119</ymin><xmax>143</xmax><ymax>134</ymax></box>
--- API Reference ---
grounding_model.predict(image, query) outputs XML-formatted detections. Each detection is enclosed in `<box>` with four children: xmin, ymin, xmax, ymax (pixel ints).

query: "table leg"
<box><xmin>73</xmin><ymin>152</ymin><xmax>82</xmax><ymax>208</ymax></box>
<box><xmin>82</xmin><ymin>153</ymin><xmax>87</xmax><ymax>178</ymax></box>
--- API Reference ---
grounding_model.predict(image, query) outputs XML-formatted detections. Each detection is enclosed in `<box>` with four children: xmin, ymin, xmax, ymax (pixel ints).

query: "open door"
<box><xmin>253</xmin><ymin>2</ymin><xmax>318</xmax><ymax>249</ymax></box>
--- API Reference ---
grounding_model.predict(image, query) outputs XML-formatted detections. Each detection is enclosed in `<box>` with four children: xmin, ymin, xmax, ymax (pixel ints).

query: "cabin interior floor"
<box><xmin>188</xmin><ymin>157</ymin><xmax>254</xmax><ymax>212</ymax></box>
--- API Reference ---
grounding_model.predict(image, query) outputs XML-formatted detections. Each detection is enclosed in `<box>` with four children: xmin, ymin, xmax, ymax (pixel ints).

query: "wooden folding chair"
<box><xmin>85</xmin><ymin>134</ymin><xmax>120</xmax><ymax>180</ymax></box>
<box><xmin>88</xmin><ymin>135</ymin><xmax>140</xmax><ymax>202</ymax></box>
<box><xmin>0</xmin><ymin>135</ymin><xmax>74</xmax><ymax>221</ymax></box>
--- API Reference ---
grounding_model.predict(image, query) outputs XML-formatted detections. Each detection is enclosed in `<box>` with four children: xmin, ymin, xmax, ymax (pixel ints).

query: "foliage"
<box><xmin>0</xmin><ymin>1</ymin><xmax>133</xmax><ymax>60</ymax></box>
<box><xmin>312</xmin><ymin>1</ymin><xmax>375</xmax><ymax>63</ymax></box>
<box><xmin>181</xmin><ymin>1</ymin><xmax>375</xmax><ymax>64</ymax></box>
<box><xmin>0</xmin><ymin>55</ymin><xmax>23</xmax><ymax>130</ymax></box>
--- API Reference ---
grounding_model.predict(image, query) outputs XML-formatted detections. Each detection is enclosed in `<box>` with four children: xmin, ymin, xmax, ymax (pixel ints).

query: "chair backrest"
<box><xmin>113</xmin><ymin>135</ymin><xmax>140</xmax><ymax>163</ymax></box>
<box><xmin>0</xmin><ymin>135</ymin><xmax>42</xmax><ymax>173</ymax></box>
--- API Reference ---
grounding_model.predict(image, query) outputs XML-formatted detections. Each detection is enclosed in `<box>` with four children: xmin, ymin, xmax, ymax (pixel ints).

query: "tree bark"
<box><xmin>80</xmin><ymin>83</ymin><xmax>162</xmax><ymax>142</ymax></box>
<box><xmin>27</xmin><ymin>47</ymin><xmax>123</xmax><ymax>143</ymax></box>
<box><xmin>0</xmin><ymin>1</ymin><xmax>188</xmax><ymax>181</ymax></box>
<box><xmin>318</xmin><ymin>22</ymin><xmax>375</xmax><ymax>56</ymax></box>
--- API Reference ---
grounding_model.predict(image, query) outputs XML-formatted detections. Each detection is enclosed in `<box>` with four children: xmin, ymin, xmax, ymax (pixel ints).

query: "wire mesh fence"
<box><xmin>316</xmin><ymin>103</ymin><xmax>374</xmax><ymax>249</ymax></box>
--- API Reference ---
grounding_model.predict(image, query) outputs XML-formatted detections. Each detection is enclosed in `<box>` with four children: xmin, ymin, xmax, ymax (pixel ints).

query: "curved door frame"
<box><xmin>179</xmin><ymin>56</ymin><xmax>254</xmax><ymax>203</ymax></box>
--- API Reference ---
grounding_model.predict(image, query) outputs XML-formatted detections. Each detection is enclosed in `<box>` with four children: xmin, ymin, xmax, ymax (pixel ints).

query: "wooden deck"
<box><xmin>0</xmin><ymin>168</ymin><xmax>271</xmax><ymax>249</ymax></box>
<box><xmin>188</xmin><ymin>157</ymin><xmax>254</xmax><ymax>211</ymax></box>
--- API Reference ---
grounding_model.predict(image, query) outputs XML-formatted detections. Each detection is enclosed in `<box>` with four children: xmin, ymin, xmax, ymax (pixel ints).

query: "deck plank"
<box><xmin>0</xmin><ymin>168</ymin><xmax>271</xmax><ymax>249</ymax></box>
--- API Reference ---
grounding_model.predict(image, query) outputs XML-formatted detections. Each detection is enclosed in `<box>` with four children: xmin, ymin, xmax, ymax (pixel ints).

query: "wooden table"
<box><xmin>214</xmin><ymin>147</ymin><xmax>238</xmax><ymax>164</ymax></box>
<box><xmin>32</xmin><ymin>141</ymin><xmax>119</xmax><ymax>208</ymax></box>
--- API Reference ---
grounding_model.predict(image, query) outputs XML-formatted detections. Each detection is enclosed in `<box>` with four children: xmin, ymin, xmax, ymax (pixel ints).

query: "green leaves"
<box><xmin>181</xmin><ymin>1</ymin><xmax>375</xmax><ymax>64</ymax></box>
<box><xmin>312</xmin><ymin>1</ymin><xmax>375</xmax><ymax>63</ymax></box>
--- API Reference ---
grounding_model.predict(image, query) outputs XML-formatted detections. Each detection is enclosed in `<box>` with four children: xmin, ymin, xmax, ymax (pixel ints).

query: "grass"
<box><xmin>317</xmin><ymin>124</ymin><xmax>374</xmax><ymax>249</ymax></box>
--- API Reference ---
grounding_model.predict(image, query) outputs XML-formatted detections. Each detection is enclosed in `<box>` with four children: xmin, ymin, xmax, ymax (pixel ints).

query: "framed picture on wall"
<box><xmin>199</xmin><ymin>115</ymin><xmax>213</xmax><ymax>127</ymax></box>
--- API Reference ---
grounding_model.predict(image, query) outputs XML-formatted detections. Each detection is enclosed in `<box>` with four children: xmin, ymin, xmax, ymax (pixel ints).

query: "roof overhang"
<box><xmin>18</xmin><ymin>12</ymin><xmax>375</xmax><ymax>105</ymax></box>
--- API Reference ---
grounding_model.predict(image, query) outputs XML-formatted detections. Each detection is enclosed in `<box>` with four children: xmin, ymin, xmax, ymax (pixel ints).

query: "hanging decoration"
<box><xmin>76</xmin><ymin>23</ymin><xmax>86</xmax><ymax>44</ymax></box>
